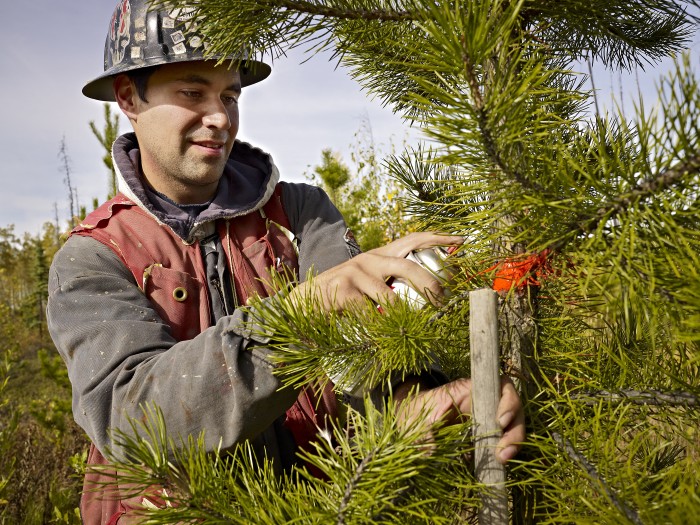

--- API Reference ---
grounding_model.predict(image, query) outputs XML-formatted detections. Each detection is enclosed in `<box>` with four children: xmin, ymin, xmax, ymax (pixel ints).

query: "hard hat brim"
<box><xmin>82</xmin><ymin>58</ymin><xmax>272</xmax><ymax>102</ymax></box>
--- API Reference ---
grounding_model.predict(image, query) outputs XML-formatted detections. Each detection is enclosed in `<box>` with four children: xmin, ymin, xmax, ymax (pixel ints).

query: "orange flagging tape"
<box><xmin>489</xmin><ymin>250</ymin><xmax>552</xmax><ymax>292</ymax></box>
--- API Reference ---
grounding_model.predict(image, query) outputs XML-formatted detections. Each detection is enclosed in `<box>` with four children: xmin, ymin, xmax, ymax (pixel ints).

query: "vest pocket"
<box><xmin>143</xmin><ymin>265</ymin><xmax>206</xmax><ymax>341</ymax></box>
<box><xmin>238</xmin><ymin>224</ymin><xmax>298</xmax><ymax>301</ymax></box>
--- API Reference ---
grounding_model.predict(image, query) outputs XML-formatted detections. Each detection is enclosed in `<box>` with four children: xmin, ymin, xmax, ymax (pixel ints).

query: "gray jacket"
<box><xmin>47</xmin><ymin>133</ymin><xmax>357</xmax><ymax>470</ymax></box>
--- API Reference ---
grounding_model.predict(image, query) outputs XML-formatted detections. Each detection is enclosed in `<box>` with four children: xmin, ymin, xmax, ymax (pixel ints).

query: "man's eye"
<box><xmin>182</xmin><ymin>90</ymin><xmax>201</xmax><ymax>98</ymax></box>
<box><xmin>222</xmin><ymin>95</ymin><xmax>239</xmax><ymax>105</ymax></box>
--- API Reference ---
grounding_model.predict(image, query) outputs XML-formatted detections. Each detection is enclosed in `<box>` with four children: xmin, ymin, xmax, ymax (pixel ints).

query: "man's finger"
<box><xmin>496</xmin><ymin>397</ymin><xmax>526</xmax><ymax>464</ymax></box>
<box><xmin>370</xmin><ymin>232</ymin><xmax>465</xmax><ymax>258</ymax></box>
<box><xmin>496</xmin><ymin>378</ymin><xmax>521</xmax><ymax>427</ymax></box>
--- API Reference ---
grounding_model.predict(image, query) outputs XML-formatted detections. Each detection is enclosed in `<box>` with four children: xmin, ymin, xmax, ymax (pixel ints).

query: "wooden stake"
<box><xmin>470</xmin><ymin>288</ymin><xmax>508</xmax><ymax>525</ymax></box>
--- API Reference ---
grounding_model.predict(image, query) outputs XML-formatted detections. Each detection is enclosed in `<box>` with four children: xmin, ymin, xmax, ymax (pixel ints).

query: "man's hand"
<box><xmin>394</xmin><ymin>377</ymin><xmax>526</xmax><ymax>464</ymax></box>
<box><xmin>290</xmin><ymin>232</ymin><xmax>464</xmax><ymax>312</ymax></box>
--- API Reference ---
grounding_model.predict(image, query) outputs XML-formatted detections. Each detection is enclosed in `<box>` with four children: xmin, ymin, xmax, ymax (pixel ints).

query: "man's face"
<box><xmin>120</xmin><ymin>61</ymin><xmax>241</xmax><ymax>204</ymax></box>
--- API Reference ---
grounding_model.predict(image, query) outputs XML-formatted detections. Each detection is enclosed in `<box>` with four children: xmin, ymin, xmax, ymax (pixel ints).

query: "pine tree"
<box><xmin>30</xmin><ymin>238</ymin><xmax>48</xmax><ymax>338</ymax></box>
<box><xmin>313</xmin><ymin>149</ymin><xmax>352</xmax><ymax>205</ymax></box>
<box><xmin>308</xmin><ymin>119</ymin><xmax>413</xmax><ymax>250</ymax></box>
<box><xmin>89</xmin><ymin>103</ymin><xmax>121</xmax><ymax>199</ymax></box>
<box><xmin>106</xmin><ymin>1</ymin><xmax>700</xmax><ymax>523</ymax></box>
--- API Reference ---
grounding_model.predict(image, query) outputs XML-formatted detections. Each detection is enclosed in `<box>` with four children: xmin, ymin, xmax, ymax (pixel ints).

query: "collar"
<box><xmin>111</xmin><ymin>132</ymin><xmax>280</xmax><ymax>242</ymax></box>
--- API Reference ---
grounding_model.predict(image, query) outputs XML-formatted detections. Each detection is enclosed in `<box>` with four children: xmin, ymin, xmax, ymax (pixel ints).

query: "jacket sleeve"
<box><xmin>279</xmin><ymin>182</ymin><xmax>360</xmax><ymax>280</ymax></box>
<box><xmin>47</xmin><ymin>235</ymin><xmax>299</xmax><ymax>459</ymax></box>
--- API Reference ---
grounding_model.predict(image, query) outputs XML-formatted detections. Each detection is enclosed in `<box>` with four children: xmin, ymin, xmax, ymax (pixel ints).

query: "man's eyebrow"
<box><xmin>176</xmin><ymin>74</ymin><xmax>241</xmax><ymax>92</ymax></box>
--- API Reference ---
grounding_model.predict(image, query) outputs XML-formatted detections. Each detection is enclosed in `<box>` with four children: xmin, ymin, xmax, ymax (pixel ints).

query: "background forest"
<box><xmin>0</xmin><ymin>223</ymin><xmax>87</xmax><ymax>523</ymax></box>
<box><xmin>2</xmin><ymin>0</ymin><xmax>700</xmax><ymax>523</ymax></box>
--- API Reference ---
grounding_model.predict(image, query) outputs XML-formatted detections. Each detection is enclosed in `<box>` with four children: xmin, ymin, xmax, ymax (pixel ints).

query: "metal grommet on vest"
<box><xmin>172</xmin><ymin>287</ymin><xmax>188</xmax><ymax>302</ymax></box>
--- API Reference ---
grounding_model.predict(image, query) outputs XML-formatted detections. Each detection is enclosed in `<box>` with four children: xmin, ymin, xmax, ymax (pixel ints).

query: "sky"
<box><xmin>0</xmin><ymin>1</ymin><xmax>697</xmax><ymax>237</ymax></box>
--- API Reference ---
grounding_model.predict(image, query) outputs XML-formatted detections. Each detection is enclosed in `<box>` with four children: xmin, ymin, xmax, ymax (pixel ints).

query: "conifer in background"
<box><xmin>89</xmin><ymin>103</ymin><xmax>120</xmax><ymax>200</ymax></box>
<box><xmin>107</xmin><ymin>1</ymin><xmax>700</xmax><ymax>523</ymax></box>
<box><xmin>308</xmin><ymin>119</ymin><xmax>412</xmax><ymax>250</ymax></box>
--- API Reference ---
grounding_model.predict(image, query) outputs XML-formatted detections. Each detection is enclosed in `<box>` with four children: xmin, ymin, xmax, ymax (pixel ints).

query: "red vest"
<box><xmin>71</xmin><ymin>186</ymin><xmax>337</xmax><ymax>524</ymax></box>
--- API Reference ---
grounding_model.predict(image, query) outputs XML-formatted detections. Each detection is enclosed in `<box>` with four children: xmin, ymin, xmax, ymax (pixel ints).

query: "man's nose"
<box><xmin>202</xmin><ymin>99</ymin><xmax>232</xmax><ymax>129</ymax></box>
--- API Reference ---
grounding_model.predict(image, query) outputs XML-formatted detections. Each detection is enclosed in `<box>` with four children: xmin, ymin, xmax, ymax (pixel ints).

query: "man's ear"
<box><xmin>113</xmin><ymin>75</ymin><xmax>140</xmax><ymax>120</ymax></box>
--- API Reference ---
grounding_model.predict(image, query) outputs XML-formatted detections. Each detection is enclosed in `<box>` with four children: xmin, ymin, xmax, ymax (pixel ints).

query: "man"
<box><xmin>47</xmin><ymin>1</ymin><xmax>525</xmax><ymax>523</ymax></box>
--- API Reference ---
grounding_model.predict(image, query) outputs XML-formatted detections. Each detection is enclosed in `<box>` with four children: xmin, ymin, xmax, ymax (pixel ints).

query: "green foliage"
<box><xmin>314</xmin><ymin>149</ymin><xmax>351</xmax><ymax>204</ymax></box>
<box><xmin>308</xmin><ymin>119</ymin><xmax>413</xmax><ymax>250</ymax></box>
<box><xmin>48</xmin><ymin>487</ymin><xmax>82</xmax><ymax>525</ymax></box>
<box><xmin>89</xmin><ymin>103</ymin><xmax>120</xmax><ymax>199</ymax></box>
<box><xmin>0</xmin><ymin>224</ymin><xmax>60</xmax><ymax>323</ymax></box>
<box><xmin>0</xmin><ymin>308</ymin><xmax>18</xmax><ymax>519</ymax></box>
<box><xmin>37</xmin><ymin>348</ymin><xmax>71</xmax><ymax>390</ymax></box>
<box><xmin>28</xmin><ymin>397</ymin><xmax>73</xmax><ymax>439</ymax></box>
<box><xmin>1</xmin><ymin>362</ymin><xmax>86</xmax><ymax>524</ymax></box>
<box><xmin>47</xmin><ymin>452</ymin><xmax>86</xmax><ymax>525</ymax></box>
<box><xmin>100</xmin><ymin>401</ymin><xmax>481</xmax><ymax>524</ymax></box>
<box><xmin>0</xmin><ymin>231</ymin><xmax>87</xmax><ymax>523</ymax></box>
<box><xmin>251</xmin><ymin>279</ymin><xmax>459</xmax><ymax>393</ymax></box>
<box><xmin>0</xmin><ymin>79</ymin><xmax>115</xmax><ymax>525</ymax></box>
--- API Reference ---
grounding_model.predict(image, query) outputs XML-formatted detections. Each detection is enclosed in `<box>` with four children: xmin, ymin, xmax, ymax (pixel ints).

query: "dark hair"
<box><xmin>126</xmin><ymin>66</ymin><xmax>160</xmax><ymax>102</ymax></box>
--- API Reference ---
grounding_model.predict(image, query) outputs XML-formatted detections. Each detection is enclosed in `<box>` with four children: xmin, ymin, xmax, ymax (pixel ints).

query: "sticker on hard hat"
<box><xmin>109</xmin><ymin>0</ymin><xmax>131</xmax><ymax>67</ymax></box>
<box><xmin>171</xmin><ymin>31</ymin><xmax>186</xmax><ymax>45</ymax></box>
<box><xmin>169</xmin><ymin>7</ymin><xmax>196</xmax><ymax>20</ymax></box>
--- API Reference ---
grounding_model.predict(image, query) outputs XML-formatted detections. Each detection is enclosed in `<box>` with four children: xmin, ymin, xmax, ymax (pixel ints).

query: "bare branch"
<box><xmin>337</xmin><ymin>448</ymin><xmax>377</xmax><ymax>525</ymax></box>
<box><xmin>572</xmin><ymin>389</ymin><xmax>699</xmax><ymax>407</ymax></box>
<box><xmin>551</xmin><ymin>432</ymin><xmax>643</xmax><ymax>525</ymax></box>
<box><xmin>561</xmin><ymin>153</ymin><xmax>700</xmax><ymax>249</ymax></box>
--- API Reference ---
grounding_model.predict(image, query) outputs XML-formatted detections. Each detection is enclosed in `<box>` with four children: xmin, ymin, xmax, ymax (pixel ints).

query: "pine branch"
<box><xmin>551</xmin><ymin>432</ymin><xmax>643</xmax><ymax>525</ymax></box>
<box><xmin>462</xmin><ymin>51</ymin><xmax>545</xmax><ymax>196</ymax></box>
<box><xmin>595</xmin><ymin>154</ymin><xmax>700</xmax><ymax>228</ymax></box>
<box><xmin>369</xmin><ymin>485</ymin><xmax>415</xmax><ymax>523</ymax></box>
<box><xmin>134</xmin><ymin>3</ymin><xmax>700</xmax><ymax>521</ymax></box>
<box><xmin>558</xmin><ymin>153</ymin><xmax>700</xmax><ymax>250</ymax></box>
<box><xmin>572</xmin><ymin>389</ymin><xmax>699</xmax><ymax>407</ymax></box>
<box><xmin>523</xmin><ymin>0</ymin><xmax>698</xmax><ymax>69</ymax></box>
<box><xmin>250</xmin><ymin>275</ymin><xmax>450</xmax><ymax>392</ymax></box>
<box><xmin>154</xmin><ymin>0</ymin><xmax>418</xmax><ymax>63</ymax></box>
<box><xmin>337</xmin><ymin>448</ymin><xmax>377</xmax><ymax>525</ymax></box>
<box><xmin>255</xmin><ymin>0</ymin><xmax>415</xmax><ymax>22</ymax></box>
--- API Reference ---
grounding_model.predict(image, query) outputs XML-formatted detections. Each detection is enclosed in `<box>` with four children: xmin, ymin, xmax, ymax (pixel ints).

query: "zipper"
<box><xmin>210</xmin><ymin>276</ymin><xmax>230</xmax><ymax>316</ymax></box>
<box><xmin>201</xmin><ymin>229</ymin><xmax>237</xmax><ymax>320</ymax></box>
